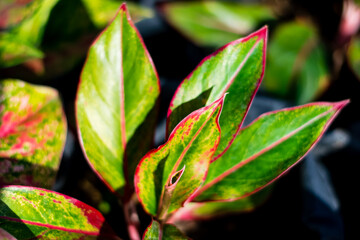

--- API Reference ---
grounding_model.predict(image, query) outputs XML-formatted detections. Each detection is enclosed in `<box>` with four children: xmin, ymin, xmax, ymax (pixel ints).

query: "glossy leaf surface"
<box><xmin>81</xmin><ymin>0</ymin><xmax>153</xmax><ymax>28</ymax></box>
<box><xmin>264</xmin><ymin>21</ymin><xmax>329</xmax><ymax>104</ymax></box>
<box><xmin>167</xmin><ymin>27</ymin><xmax>267</xmax><ymax>160</ymax></box>
<box><xmin>136</xmin><ymin>97</ymin><xmax>223</xmax><ymax>217</ymax></box>
<box><xmin>160</xmin><ymin>2</ymin><xmax>274</xmax><ymax>47</ymax></box>
<box><xmin>170</xmin><ymin>187</ymin><xmax>271</xmax><ymax>221</ymax></box>
<box><xmin>143</xmin><ymin>220</ymin><xmax>188</xmax><ymax>240</ymax></box>
<box><xmin>0</xmin><ymin>186</ymin><xmax>117</xmax><ymax>239</ymax></box>
<box><xmin>193</xmin><ymin>101</ymin><xmax>348</xmax><ymax>202</ymax></box>
<box><xmin>0</xmin><ymin>79</ymin><xmax>67</xmax><ymax>188</ymax></box>
<box><xmin>348</xmin><ymin>36</ymin><xmax>360</xmax><ymax>80</ymax></box>
<box><xmin>76</xmin><ymin>3</ymin><xmax>160</xmax><ymax>196</ymax></box>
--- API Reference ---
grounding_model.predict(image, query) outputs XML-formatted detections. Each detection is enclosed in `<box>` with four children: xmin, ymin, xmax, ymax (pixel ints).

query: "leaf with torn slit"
<box><xmin>135</xmin><ymin>97</ymin><xmax>224</xmax><ymax>217</ymax></box>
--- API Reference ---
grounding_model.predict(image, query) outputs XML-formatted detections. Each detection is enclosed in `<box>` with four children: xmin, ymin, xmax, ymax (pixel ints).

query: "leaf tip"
<box><xmin>120</xmin><ymin>2</ymin><xmax>127</xmax><ymax>11</ymax></box>
<box><xmin>215</xmin><ymin>93</ymin><xmax>227</xmax><ymax>106</ymax></box>
<box><xmin>332</xmin><ymin>99</ymin><xmax>350</xmax><ymax>110</ymax></box>
<box><xmin>257</xmin><ymin>25</ymin><xmax>268</xmax><ymax>40</ymax></box>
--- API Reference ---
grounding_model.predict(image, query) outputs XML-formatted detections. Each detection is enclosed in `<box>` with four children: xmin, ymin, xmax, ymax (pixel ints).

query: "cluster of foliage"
<box><xmin>0</xmin><ymin>1</ymin><xmax>349</xmax><ymax>240</ymax></box>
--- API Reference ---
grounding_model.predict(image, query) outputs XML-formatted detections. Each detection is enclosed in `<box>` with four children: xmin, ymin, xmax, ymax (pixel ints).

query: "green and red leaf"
<box><xmin>143</xmin><ymin>220</ymin><xmax>188</xmax><ymax>240</ymax></box>
<box><xmin>76</xmin><ymin>3</ymin><xmax>160</xmax><ymax>197</ymax></box>
<box><xmin>0</xmin><ymin>79</ymin><xmax>67</xmax><ymax>189</ymax></box>
<box><xmin>193</xmin><ymin>101</ymin><xmax>348</xmax><ymax>202</ymax></box>
<box><xmin>135</xmin><ymin>97</ymin><xmax>224</xmax><ymax>217</ymax></box>
<box><xmin>167</xmin><ymin>26</ymin><xmax>267</xmax><ymax>161</ymax></box>
<box><xmin>0</xmin><ymin>185</ymin><xmax>118</xmax><ymax>239</ymax></box>
<box><xmin>159</xmin><ymin>1</ymin><xmax>274</xmax><ymax>48</ymax></box>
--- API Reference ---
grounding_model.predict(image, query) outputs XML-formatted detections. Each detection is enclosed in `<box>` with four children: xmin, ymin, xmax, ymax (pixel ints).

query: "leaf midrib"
<box><xmin>194</xmin><ymin>107</ymin><xmax>334</xmax><ymax>198</ymax></box>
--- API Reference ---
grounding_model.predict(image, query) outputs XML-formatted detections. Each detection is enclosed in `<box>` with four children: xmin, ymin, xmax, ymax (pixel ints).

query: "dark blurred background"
<box><xmin>1</xmin><ymin>0</ymin><xmax>359</xmax><ymax>239</ymax></box>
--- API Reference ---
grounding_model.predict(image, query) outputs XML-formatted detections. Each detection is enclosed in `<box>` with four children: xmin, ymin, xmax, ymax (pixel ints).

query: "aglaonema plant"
<box><xmin>0</xmin><ymin>3</ymin><xmax>349</xmax><ymax>240</ymax></box>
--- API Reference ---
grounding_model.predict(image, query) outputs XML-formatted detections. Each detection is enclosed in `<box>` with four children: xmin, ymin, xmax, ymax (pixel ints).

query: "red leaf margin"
<box><xmin>75</xmin><ymin>2</ymin><xmax>161</xmax><ymax>198</ymax></box>
<box><xmin>134</xmin><ymin>96</ymin><xmax>225</xmax><ymax>216</ymax></box>
<box><xmin>0</xmin><ymin>185</ymin><xmax>118</xmax><ymax>238</ymax></box>
<box><xmin>191</xmin><ymin>100</ymin><xmax>350</xmax><ymax>202</ymax></box>
<box><xmin>166</xmin><ymin>26</ymin><xmax>268</xmax><ymax>161</ymax></box>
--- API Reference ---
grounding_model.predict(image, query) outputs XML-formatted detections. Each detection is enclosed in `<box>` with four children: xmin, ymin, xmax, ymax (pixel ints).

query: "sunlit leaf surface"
<box><xmin>194</xmin><ymin>101</ymin><xmax>348</xmax><ymax>202</ymax></box>
<box><xmin>76</xmin><ymin>3</ymin><xmax>160</xmax><ymax>197</ymax></box>
<box><xmin>167</xmin><ymin>27</ymin><xmax>267</xmax><ymax>160</ymax></box>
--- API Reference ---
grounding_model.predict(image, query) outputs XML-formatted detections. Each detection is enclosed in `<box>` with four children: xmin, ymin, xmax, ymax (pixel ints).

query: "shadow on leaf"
<box><xmin>0</xmin><ymin>198</ymin><xmax>36</xmax><ymax>239</ymax></box>
<box><xmin>168</xmin><ymin>86</ymin><xmax>213</xmax><ymax>135</ymax></box>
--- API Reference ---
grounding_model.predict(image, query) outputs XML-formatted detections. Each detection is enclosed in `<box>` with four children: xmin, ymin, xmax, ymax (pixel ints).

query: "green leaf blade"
<box><xmin>0</xmin><ymin>186</ymin><xmax>118</xmax><ymax>239</ymax></box>
<box><xmin>9</xmin><ymin>0</ymin><xmax>59</xmax><ymax>47</ymax></box>
<box><xmin>264</xmin><ymin>21</ymin><xmax>329</xmax><ymax>104</ymax></box>
<box><xmin>160</xmin><ymin>2</ymin><xmax>274</xmax><ymax>47</ymax></box>
<box><xmin>167</xmin><ymin>27</ymin><xmax>267</xmax><ymax>160</ymax></box>
<box><xmin>0</xmin><ymin>79</ymin><xmax>67</xmax><ymax>189</ymax></box>
<box><xmin>0</xmin><ymin>0</ymin><xmax>59</xmax><ymax>68</ymax></box>
<box><xmin>193</xmin><ymin>101</ymin><xmax>348</xmax><ymax>202</ymax></box>
<box><xmin>135</xmin><ymin>97</ymin><xmax>224</xmax><ymax>217</ymax></box>
<box><xmin>76</xmin><ymin>3</ymin><xmax>160</xmax><ymax>196</ymax></box>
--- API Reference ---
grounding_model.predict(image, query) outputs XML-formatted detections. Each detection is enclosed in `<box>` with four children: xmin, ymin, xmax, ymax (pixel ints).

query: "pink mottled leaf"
<box><xmin>0</xmin><ymin>79</ymin><xmax>67</xmax><ymax>189</ymax></box>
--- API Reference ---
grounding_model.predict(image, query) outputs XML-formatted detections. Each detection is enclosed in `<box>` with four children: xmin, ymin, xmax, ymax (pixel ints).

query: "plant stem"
<box><xmin>123</xmin><ymin>196</ymin><xmax>141</xmax><ymax>240</ymax></box>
